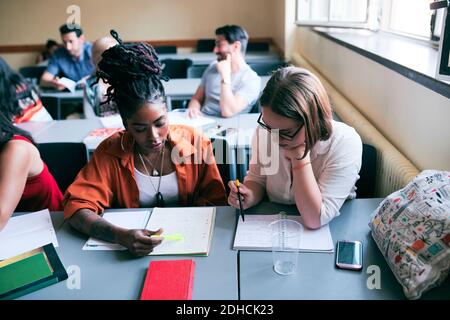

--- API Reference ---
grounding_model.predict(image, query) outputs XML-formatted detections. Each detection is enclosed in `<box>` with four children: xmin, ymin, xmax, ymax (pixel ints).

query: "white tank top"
<box><xmin>134</xmin><ymin>169</ymin><xmax>179</xmax><ymax>207</ymax></box>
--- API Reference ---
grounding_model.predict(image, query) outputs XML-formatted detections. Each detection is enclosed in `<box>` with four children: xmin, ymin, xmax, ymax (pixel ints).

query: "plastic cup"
<box><xmin>270</xmin><ymin>218</ymin><xmax>302</xmax><ymax>275</ymax></box>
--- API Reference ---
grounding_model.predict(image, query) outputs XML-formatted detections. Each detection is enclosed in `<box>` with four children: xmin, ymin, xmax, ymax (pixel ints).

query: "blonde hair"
<box><xmin>259</xmin><ymin>67</ymin><xmax>333</xmax><ymax>159</ymax></box>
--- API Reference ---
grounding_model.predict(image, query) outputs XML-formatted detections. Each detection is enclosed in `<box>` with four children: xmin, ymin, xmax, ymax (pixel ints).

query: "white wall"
<box><xmin>293</xmin><ymin>28</ymin><xmax>450</xmax><ymax>171</ymax></box>
<box><xmin>0</xmin><ymin>0</ymin><xmax>279</xmax><ymax>69</ymax></box>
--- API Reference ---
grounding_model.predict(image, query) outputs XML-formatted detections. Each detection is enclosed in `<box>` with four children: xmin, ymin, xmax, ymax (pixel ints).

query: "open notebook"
<box><xmin>83</xmin><ymin>207</ymin><xmax>216</xmax><ymax>256</ymax></box>
<box><xmin>233</xmin><ymin>214</ymin><xmax>334</xmax><ymax>253</ymax></box>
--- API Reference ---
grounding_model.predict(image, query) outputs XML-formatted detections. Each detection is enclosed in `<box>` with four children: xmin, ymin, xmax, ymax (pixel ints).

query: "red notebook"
<box><xmin>140</xmin><ymin>259</ymin><xmax>195</xmax><ymax>300</ymax></box>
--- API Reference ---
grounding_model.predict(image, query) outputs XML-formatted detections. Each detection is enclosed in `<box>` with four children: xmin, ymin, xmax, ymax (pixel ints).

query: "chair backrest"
<box><xmin>37</xmin><ymin>142</ymin><xmax>88</xmax><ymax>193</ymax></box>
<box><xmin>187</xmin><ymin>64</ymin><xmax>208</xmax><ymax>78</ymax></box>
<box><xmin>19</xmin><ymin>66</ymin><xmax>47</xmax><ymax>84</ymax></box>
<box><xmin>154</xmin><ymin>45</ymin><xmax>177</xmax><ymax>54</ymax></box>
<box><xmin>40</xmin><ymin>96</ymin><xmax>61</xmax><ymax>120</ymax></box>
<box><xmin>248</xmin><ymin>61</ymin><xmax>288</xmax><ymax>76</ymax></box>
<box><xmin>160</xmin><ymin>59</ymin><xmax>193</xmax><ymax>79</ymax></box>
<box><xmin>247</xmin><ymin>42</ymin><xmax>270</xmax><ymax>52</ymax></box>
<box><xmin>196</xmin><ymin>39</ymin><xmax>215</xmax><ymax>52</ymax></box>
<box><xmin>210</xmin><ymin>137</ymin><xmax>233</xmax><ymax>194</ymax></box>
<box><xmin>355</xmin><ymin>143</ymin><xmax>377</xmax><ymax>198</ymax></box>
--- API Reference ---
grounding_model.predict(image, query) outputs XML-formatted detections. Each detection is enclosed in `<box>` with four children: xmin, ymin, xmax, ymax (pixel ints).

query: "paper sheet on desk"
<box><xmin>83</xmin><ymin>211</ymin><xmax>150</xmax><ymax>250</ymax></box>
<box><xmin>0</xmin><ymin>209</ymin><xmax>59</xmax><ymax>260</ymax></box>
<box><xmin>233</xmin><ymin>214</ymin><xmax>334</xmax><ymax>253</ymax></box>
<box><xmin>168</xmin><ymin>111</ymin><xmax>216</xmax><ymax>129</ymax></box>
<box><xmin>99</xmin><ymin>114</ymin><xmax>124</xmax><ymax>128</ymax></box>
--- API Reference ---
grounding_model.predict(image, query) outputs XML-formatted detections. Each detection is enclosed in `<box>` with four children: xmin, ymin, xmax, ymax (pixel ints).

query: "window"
<box><xmin>296</xmin><ymin>0</ymin><xmax>446</xmax><ymax>40</ymax></box>
<box><xmin>380</xmin><ymin>0</ymin><xmax>435</xmax><ymax>39</ymax></box>
<box><xmin>296</xmin><ymin>0</ymin><xmax>371</xmax><ymax>28</ymax></box>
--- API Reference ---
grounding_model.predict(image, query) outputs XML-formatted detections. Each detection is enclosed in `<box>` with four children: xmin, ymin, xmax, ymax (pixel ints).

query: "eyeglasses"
<box><xmin>257</xmin><ymin>113</ymin><xmax>303</xmax><ymax>141</ymax></box>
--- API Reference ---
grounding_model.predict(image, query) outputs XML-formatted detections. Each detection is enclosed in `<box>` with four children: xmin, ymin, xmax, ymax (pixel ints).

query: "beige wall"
<box><xmin>0</xmin><ymin>0</ymin><xmax>279</xmax><ymax>69</ymax></box>
<box><xmin>294</xmin><ymin>28</ymin><xmax>450</xmax><ymax>171</ymax></box>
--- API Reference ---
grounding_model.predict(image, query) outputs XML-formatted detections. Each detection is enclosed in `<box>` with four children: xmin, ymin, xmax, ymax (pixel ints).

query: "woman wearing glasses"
<box><xmin>228</xmin><ymin>67</ymin><xmax>362</xmax><ymax>229</ymax></box>
<box><xmin>63</xmin><ymin>31</ymin><xmax>227</xmax><ymax>256</ymax></box>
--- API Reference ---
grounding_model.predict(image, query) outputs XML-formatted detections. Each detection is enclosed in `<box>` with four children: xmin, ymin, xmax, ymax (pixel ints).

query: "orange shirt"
<box><xmin>63</xmin><ymin>125</ymin><xmax>227</xmax><ymax>219</ymax></box>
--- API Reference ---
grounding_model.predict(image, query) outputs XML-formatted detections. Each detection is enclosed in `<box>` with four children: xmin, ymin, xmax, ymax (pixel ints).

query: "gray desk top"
<box><xmin>19</xmin><ymin>119</ymin><xmax>102</xmax><ymax>144</ymax></box>
<box><xmin>19</xmin><ymin>206</ymin><xmax>238</xmax><ymax>300</ymax></box>
<box><xmin>239</xmin><ymin>199</ymin><xmax>450</xmax><ymax>300</ymax></box>
<box><xmin>164</xmin><ymin>76</ymin><xmax>269</xmax><ymax>100</ymax></box>
<box><xmin>159</xmin><ymin>51</ymin><xmax>281</xmax><ymax>65</ymax></box>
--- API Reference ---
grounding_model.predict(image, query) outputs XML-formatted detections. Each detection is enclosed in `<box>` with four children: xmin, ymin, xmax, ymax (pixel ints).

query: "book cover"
<box><xmin>0</xmin><ymin>243</ymin><xmax>68</xmax><ymax>300</ymax></box>
<box><xmin>140</xmin><ymin>259</ymin><xmax>195</xmax><ymax>300</ymax></box>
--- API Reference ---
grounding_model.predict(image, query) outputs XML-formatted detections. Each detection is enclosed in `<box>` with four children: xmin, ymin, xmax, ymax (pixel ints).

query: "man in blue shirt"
<box><xmin>40</xmin><ymin>24</ymin><xmax>94</xmax><ymax>91</ymax></box>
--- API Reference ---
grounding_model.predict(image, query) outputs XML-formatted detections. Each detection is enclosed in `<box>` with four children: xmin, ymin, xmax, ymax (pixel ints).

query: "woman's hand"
<box><xmin>227</xmin><ymin>181</ymin><xmax>254</xmax><ymax>210</ymax></box>
<box><xmin>118</xmin><ymin>228</ymin><xmax>163</xmax><ymax>256</ymax></box>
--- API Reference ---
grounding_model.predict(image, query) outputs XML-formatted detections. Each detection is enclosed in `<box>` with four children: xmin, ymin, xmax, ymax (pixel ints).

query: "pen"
<box><xmin>235</xmin><ymin>179</ymin><xmax>245</xmax><ymax>222</ymax></box>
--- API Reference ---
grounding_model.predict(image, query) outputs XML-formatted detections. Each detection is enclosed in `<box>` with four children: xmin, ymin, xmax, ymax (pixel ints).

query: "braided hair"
<box><xmin>96</xmin><ymin>30</ymin><xmax>168</xmax><ymax>119</ymax></box>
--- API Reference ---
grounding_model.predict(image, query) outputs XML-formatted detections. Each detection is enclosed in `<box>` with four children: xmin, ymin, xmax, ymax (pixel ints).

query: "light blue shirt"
<box><xmin>46</xmin><ymin>42</ymin><xmax>94</xmax><ymax>82</ymax></box>
<box><xmin>200</xmin><ymin>61</ymin><xmax>261</xmax><ymax>117</ymax></box>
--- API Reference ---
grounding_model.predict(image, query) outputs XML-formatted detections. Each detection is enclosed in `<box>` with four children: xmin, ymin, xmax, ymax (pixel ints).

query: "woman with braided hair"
<box><xmin>63</xmin><ymin>31</ymin><xmax>226</xmax><ymax>256</ymax></box>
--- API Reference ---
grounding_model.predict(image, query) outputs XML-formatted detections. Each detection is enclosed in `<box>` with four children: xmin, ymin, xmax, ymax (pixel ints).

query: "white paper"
<box><xmin>83</xmin><ymin>210</ymin><xmax>150</xmax><ymax>250</ymax></box>
<box><xmin>233</xmin><ymin>214</ymin><xmax>334</xmax><ymax>253</ymax></box>
<box><xmin>57</xmin><ymin>77</ymin><xmax>77</xmax><ymax>93</ymax></box>
<box><xmin>99</xmin><ymin>114</ymin><xmax>124</xmax><ymax>128</ymax></box>
<box><xmin>82</xmin><ymin>208</ymin><xmax>215</xmax><ymax>256</ymax></box>
<box><xmin>0</xmin><ymin>209</ymin><xmax>59</xmax><ymax>260</ymax></box>
<box><xmin>168</xmin><ymin>111</ymin><xmax>216</xmax><ymax>129</ymax></box>
<box><xmin>146</xmin><ymin>207</ymin><xmax>215</xmax><ymax>256</ymax></box>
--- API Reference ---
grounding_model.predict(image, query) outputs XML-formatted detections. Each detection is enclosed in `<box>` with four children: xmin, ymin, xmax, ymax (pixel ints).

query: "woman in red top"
<box><xmin>0</xmin><ymin>67</ymin><xmax>63</xmax><ymax>230</ymax></box>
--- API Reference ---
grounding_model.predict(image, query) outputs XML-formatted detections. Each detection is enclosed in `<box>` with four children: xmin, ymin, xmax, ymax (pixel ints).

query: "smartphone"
<box><xmin>335</xmin><ymin>240</ymin><xmax>363</xmax><ymax>271</ymax></box>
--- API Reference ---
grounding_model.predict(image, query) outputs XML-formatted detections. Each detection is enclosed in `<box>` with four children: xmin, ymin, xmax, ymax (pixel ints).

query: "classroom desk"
<box><xmin>159</xmin><ymin>51</ymin><xmax>281</xmax><ymax>66</ymax></box>
<box><xmin>18</xmin><ymin>206</ymin><xmax>238</xmax><ymax>300</ymax></box>
<box><xmin>164</xmin><ymin>76</ymin><xmax>270</xmax><ymax>108</ymax></box>
<box><xmin>18</xmin><ymin>119</ymin><xmax>102</xmax><ymax>144</ymax></box>
<box><xmin>239</xmin><ymin>199</ymin><xmax>450</xmax><ymax>300</ymax></box>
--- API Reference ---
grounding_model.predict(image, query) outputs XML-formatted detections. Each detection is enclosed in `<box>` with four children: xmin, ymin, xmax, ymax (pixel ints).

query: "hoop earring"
<box><xmin>120</xmin><ymin>134</ymin><xmax>126</xmax><ymax>152</ymax></box>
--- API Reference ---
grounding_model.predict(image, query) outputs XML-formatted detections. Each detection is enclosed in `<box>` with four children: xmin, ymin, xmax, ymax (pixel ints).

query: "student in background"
<box><xmin>64</xmin><ymin>32</ymin><xmax>227</xmax><ymax>256</ymax></box>
<box><xmin>228</xmin><ymin>67</ymin><xmax>362</xmax><ymax>229</ymax></box>
<box><xmin>83</xmin><ymin>36</ymin><xmax>119</xmax><ymax>118</ymax></box>
<box><xmin>40</xmin><ymin>23</ymin><xmax>94</xmax><ymax>91</ymax></box>
<box><xmin>0</xmin><ymin>57</ymin><xmax>52</xmax><ymax>123</ymax></box>
<box><xmin>187</xmin><ymin>25</ymin><xmax>260</xmax><ymax>118</ymax></box>
<box><xmin>35</xmin><ymin>39</ymin><xmax>59</xmax><ymax>66</ymax></box>
<box><xmin>0</xmin><ymin>80</ymin><xmax>63</xmax><ymax>230</ymax></box>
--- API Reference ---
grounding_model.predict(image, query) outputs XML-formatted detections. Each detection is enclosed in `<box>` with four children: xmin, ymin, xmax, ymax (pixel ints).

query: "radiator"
<box><xmin>292</xmin><ymin>53</ymin><xmax>419</xmax><ymax>197</ymax></box>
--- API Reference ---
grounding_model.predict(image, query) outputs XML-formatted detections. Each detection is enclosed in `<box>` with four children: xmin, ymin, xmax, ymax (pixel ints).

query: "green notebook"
<box><xmin>0</xmin><ymin>243</ymin><xmax>67</xmax><ymax>300</ymax></box>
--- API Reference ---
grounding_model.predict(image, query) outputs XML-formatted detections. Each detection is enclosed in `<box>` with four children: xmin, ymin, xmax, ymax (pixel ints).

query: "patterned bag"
<box><xmin>369</xmin><ymin>170</ymin><xmax>450</xmax><ymax>299</ymax></box>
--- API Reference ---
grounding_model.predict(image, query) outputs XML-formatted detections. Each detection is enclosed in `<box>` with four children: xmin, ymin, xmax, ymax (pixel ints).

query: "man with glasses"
<box><xmin>187</xmin><ymin>25</ymin><xmax>261</xmax><ymax>118</ymax></box>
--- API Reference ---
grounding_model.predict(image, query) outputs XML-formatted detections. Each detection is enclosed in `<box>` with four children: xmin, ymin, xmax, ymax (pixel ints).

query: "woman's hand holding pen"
<box><xmin>118</xmin><ymin>228</ymin><xmax>163</xmax><ymax>257</ymax></box>
<box><xmin>228</xmin><ymin>180</ymin><xmax>253</xmax><ymax>210</ymax></box>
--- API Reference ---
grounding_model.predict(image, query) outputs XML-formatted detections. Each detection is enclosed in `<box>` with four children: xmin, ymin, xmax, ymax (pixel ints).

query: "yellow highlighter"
<box><xmin>151</xmin><ymin>233</ymin><xmax>184</xmax><ymax>241</ymax></box>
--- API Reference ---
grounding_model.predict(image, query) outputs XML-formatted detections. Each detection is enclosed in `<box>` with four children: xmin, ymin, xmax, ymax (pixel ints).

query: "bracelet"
<box><xmin>292</xmin><ymin>161</ymin><xmax>311</xmax><ymax>171</ymax></box>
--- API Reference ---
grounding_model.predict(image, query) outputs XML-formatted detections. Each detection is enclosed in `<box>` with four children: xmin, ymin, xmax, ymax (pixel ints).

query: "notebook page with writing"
<box><xmin>233</xmin><ymin>215</ymin><xmax>334</xmax><ymax>253</ymax></box>
<box><xmin>0</xmin><ymin>209</ymin><xmax>59</xmax><ymax>260</ymax></box>
<box><xmin>146</xmin><ymin>207</ymin><xmax>215</xmax><ymax>256</ymax></box>
<box><xmin>83</xmin><ymin>210</ymin><xmax>151</xmax><ymax>250</ymax></box>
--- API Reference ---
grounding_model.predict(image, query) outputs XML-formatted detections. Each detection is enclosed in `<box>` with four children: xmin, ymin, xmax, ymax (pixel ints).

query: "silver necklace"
<box><xmin>137</xmin><ymin>144</ymin><xmax>165</xmax><ymax>196</ymax></box>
